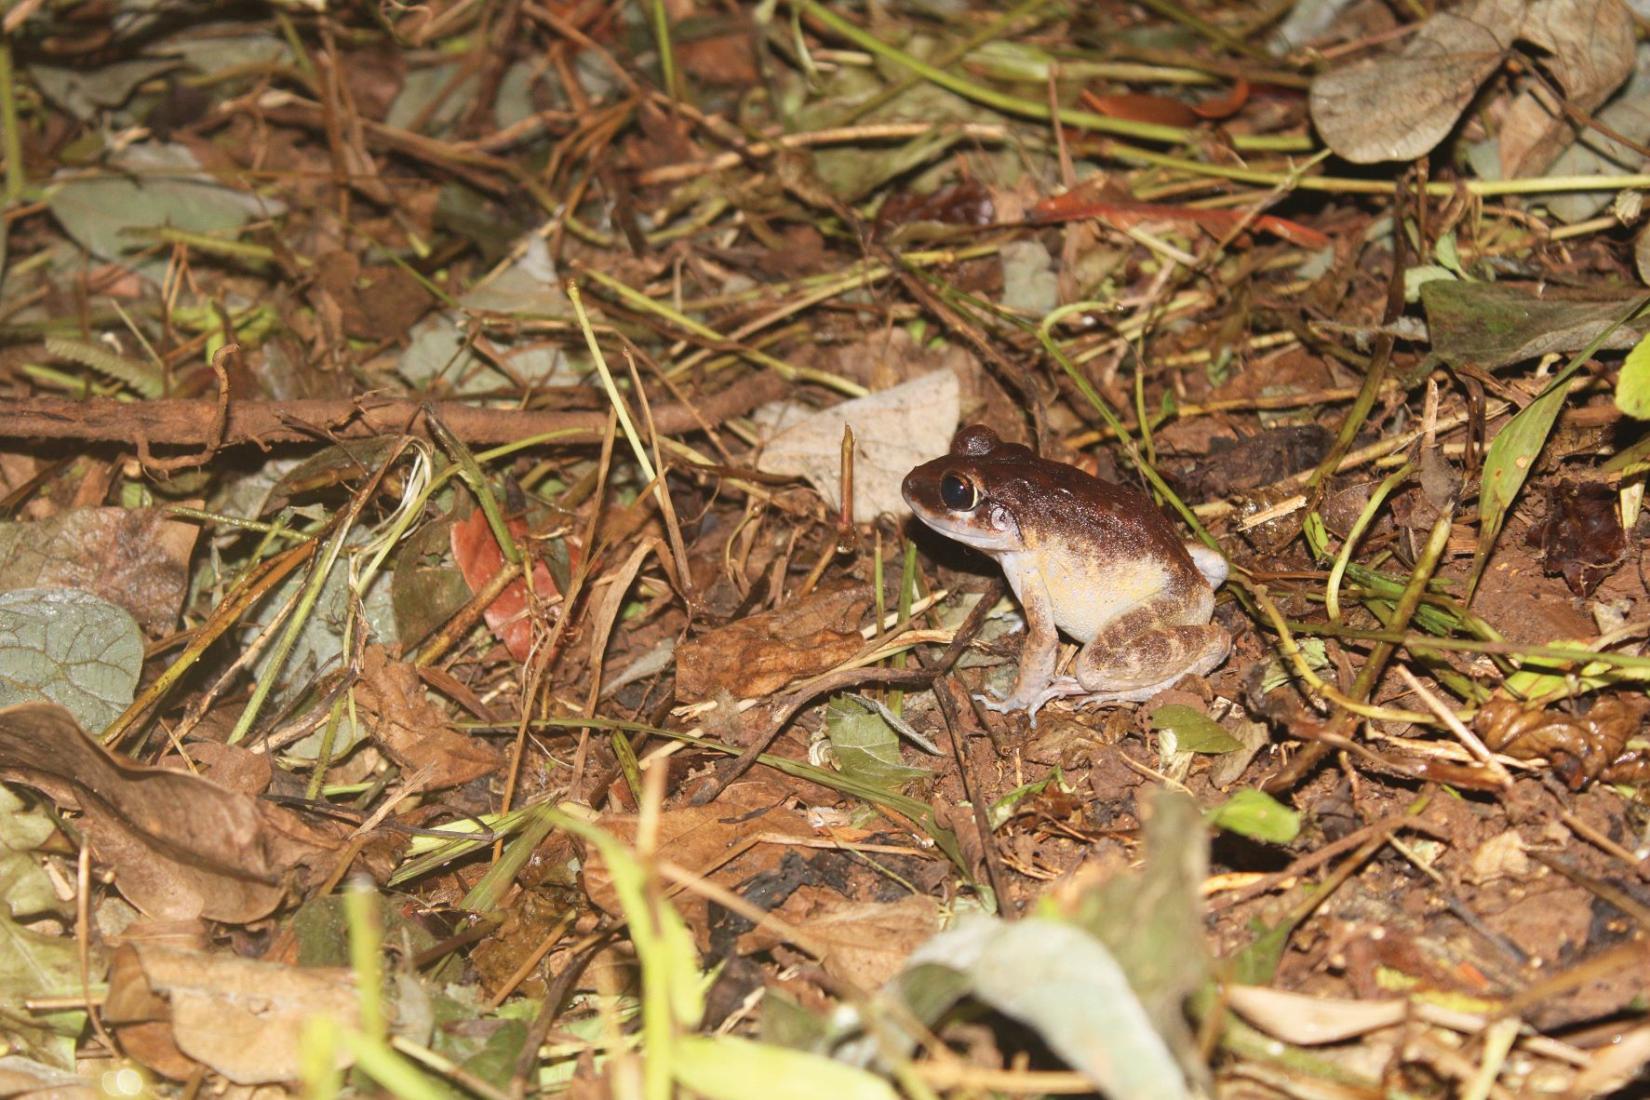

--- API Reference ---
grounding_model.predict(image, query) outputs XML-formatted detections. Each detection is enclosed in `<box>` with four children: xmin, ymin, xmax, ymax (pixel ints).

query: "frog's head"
<box><xmin>901</xmin><ymin>426</ymin><xmax>1030</xmax><ymax>554</ymax></box>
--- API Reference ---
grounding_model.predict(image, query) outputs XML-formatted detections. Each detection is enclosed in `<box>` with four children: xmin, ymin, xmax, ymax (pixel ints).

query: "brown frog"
<box><xmin>902</xmin><ymin>426</ymin><xmax>1230</xmax><ymax>721</ymax></box>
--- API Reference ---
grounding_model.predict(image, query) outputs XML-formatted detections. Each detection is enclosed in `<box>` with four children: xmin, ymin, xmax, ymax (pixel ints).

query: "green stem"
<box><xmin>0</xmin><ymin>37</ymin><xmax>24</xmax><ymax>206</ymax></box>
<box><xmin>794</xmin><ymin>0</ymin><xmax>1312</xmax><ymax>152</ymax></box>
<box><xmin>650</xmin><ymin>0</ymin><xmax>680</xmax><ymax>101</ymax></box>
<box><xmin>840</xmin><ymin>0</ymin><xmax>1055</xmax><ymax>124</ymax></box>
<box><xmin>1102</xmin><ymin>140</ymin><xmax>1650</xmax><ymax>197</ymax></box>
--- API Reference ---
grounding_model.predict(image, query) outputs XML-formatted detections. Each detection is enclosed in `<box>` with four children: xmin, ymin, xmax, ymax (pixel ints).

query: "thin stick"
<box><xmin>1395</xmin><ymin>666</ymin><xmax>1514</xmax><ymax>789</ymax></box>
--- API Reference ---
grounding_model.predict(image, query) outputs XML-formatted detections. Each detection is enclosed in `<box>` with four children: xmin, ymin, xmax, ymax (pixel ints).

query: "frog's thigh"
<box><xmin>1072</xmin><ymin>604</ymin><xmax>1229</xmax><ymax>694</ymax></box>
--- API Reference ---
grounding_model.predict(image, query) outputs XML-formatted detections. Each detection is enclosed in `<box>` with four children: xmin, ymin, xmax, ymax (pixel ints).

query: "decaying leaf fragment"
<box><xmin>0</xmin><ymin>507</ymin><xmax>199</xmax><ymax>635</ymax></box>
<box><xmin>0</xmin><ymin>703</ymin><xmax>339</xmax><ymax>922</ymax></box>
<box><xmin>1310</xmin><ymin>0</ymin><xmax>1521</xmax><ymax>164</ymax></box>
<box><xmin>1527</xmin><ymin>479</ymin><xmax>1626</xmax><ymax>596</ymax></box>
<box><xmin>674</xmin><ymin>583</ymin><xmax>871</xmax><ymax>705</ymax></box>
<box><xmin>1475</xmin><ymin>694</ymin><xmax>1645</xmax><ymax>787</ymax></box>
<box><xmin>1310</xmin><ymin>0</ymin><xmax>1634</xmax><ymax>167</ymax></box>
<box><xmin>104</xmin><ymin>943</ymin><xmax>356</xmax><ymax>1084</ymax></box>
<box><xmin>355</xmin><ymin>644</ymin><xmax>501</xmax><ymax>789</ymax></box>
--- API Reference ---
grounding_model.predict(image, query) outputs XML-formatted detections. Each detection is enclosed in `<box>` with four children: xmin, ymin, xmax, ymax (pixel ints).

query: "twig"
<box><xmin>0</xmin><ymin>377</ymin><xmax>790</xmax><ymax>449</ymax></box>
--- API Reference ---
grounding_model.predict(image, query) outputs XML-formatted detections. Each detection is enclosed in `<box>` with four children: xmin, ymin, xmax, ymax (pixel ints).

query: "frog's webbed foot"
<box><xmin>976</xmin><ymin>677</ymin><xmax>1091</xmax><ymax>727</ymax></box>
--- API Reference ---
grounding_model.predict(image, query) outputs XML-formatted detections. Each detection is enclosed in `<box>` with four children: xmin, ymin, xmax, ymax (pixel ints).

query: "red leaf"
<box><xmin>1191</xmin><ymin>77</ymin><xmax>1250</xmax><ymax>120</ymax></box>
<box><xmin>1080</xmin><ymin>89</ymin><xmax>1198</xmax><ymax>127</ymax></box>
<box><xmin>449</xmin><ymin>509</ymin><xmax>562</xmax><ymax>663</ymax></box>
<box><xmin>1028</xmin><ymin>187</ymin><xmax>1329</xmax><ymax>250</ymax></box>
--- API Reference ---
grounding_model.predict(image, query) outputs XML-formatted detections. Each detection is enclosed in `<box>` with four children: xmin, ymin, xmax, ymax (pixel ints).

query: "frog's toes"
<box><xmin>977</xmin><ymin>691</ymin><xmax>1028</xmax><ymax>714</ymax></box>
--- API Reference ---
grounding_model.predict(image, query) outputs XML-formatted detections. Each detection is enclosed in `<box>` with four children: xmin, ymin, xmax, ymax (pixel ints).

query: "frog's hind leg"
<box><xmin>1067</xmin><ymin>601</ymin><xmax>1231</xmax><ymax>704</ymax></box>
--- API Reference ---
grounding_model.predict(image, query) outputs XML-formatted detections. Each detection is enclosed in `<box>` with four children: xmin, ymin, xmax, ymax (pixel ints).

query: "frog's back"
<box><xmin>989</xmin><ymin>457</ymin><xmax>1204</xmax><ymax>587</ymax></box>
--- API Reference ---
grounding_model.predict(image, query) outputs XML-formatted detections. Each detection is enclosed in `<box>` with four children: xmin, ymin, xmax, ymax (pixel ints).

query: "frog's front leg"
<box><xmin>981</xmin><ymin>568</ymin><xmax>1061</xmax><ymax>715</ymax></box>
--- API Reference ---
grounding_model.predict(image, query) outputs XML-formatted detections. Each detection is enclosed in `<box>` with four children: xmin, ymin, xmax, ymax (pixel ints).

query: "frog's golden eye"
<box><xmin>939</xmin><ymin>472</ymin><xmax>979</xmax><ymax>511</ymax></box>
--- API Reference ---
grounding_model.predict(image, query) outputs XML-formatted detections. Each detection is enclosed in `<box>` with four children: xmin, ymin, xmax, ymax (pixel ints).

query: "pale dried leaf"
<box><xmin>755</xmin><ymin>369</ymin><xmax>960</xmax><ymax>518</ymax></box>
<box><xmin>1500</xmin><ymin>0</ymin><xmax>1635</xmax><ymax>177</ymax></box>
<box><xmin>1310</xmin><ymin>1</ymin><xmax>1522</xmax><ymax>163</ymax></box>
<box><xmin>0</xmin><ymin>703</ymin><xmax>339</xmax><ymax>922</ymax></box>
<box><xmin>0</xmin><ymin>508</ymin><xmax>198</xmax><ymax>635</ymax></box>
<box><xmin>1226</xmin><ymin>985</ymin><xmax>1407</xmax><ymax>1045</ymax></box>
<box><xmin>119</xmin><ymin>944</ymin><xmax>356</xmax><ymax>1085</ymax></box>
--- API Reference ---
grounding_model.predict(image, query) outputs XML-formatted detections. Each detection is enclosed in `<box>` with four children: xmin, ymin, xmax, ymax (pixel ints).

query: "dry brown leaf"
<box><xmin>675</xmin><ymin>583</ymin><xmax>871</xmax><ymax>705</ymax></box>
<box><xmin>105</xmin><ymin>943</ymin><xmax>356</xmax><ymax>1085</ymax></box>
<box><xmin>103</xmin><ymin>945</ymin><xmax>196</xmax><ymax>1081</ymax></box>
<box><xmin>311</xmin><ymin>250</ymin><xmax>432</xmax><ymax>343</ymax></box>
<box><xmin>1226</xmin><ymin>986</ymin><xmax>1407</xmax><ymax>1045</ymax></box>
<box><xmin>581</xmin><ymin>779</ymin><xmax>814</xmax><ymax>940</ymax></box>
<box><xmin>177</xmin><ymin>742</ymin><xmax>274</xmax><ymax>798</ymax></box>
<box><xmin>1500</xmin><ymin>0</ymin><xmax>1635</xmax><ymax>177</ymax></box>
<box><xmin>0</xmin><ymin>507</ymin><xmax>199</xmax><ymax>634</ymax></box>
<box><xmin>355</xmin><ymin>645</ymin><xmax>501</xmax><ymax>790</ymax></box>
<box><xmin>1474</xmin><ymin>694</ymin><xmax>1642</xmax><ymax>787</ymax></box>
<box><xmin>0</xmin><ymin>703</ymin><xmax>339</xmax><ymax>922</ymax></box>
<box><xmin>1310</xmin><ymin>0</ymin><xmax>1522</xmax><ymax>164</ymax></box>
<box><xmin>0</xmin><ymin>1056</ymin><xmax>94</xmax><ymax>1098</ymax></box>
<box><xmin>754</xmin><ymin>369</ymin><xmax>960</xmax><ymax>518</ymax></box>
<box><xmin>740</xmin><ymin>887</ymin><xmax>940</xmax><ymax>987</ymax></box>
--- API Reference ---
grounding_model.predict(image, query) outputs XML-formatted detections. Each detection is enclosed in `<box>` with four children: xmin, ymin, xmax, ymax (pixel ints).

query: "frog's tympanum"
<box><xmin>903</xmin><ymin>426</ymin><xmax>1230</xmax><ymax>721</ymax></box>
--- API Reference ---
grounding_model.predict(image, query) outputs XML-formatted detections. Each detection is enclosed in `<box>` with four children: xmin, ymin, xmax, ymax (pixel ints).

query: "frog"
<box><xmin>902</xmin><ymin>425</ymin><xmax>1230</xmax><ymax>722</ymax></box>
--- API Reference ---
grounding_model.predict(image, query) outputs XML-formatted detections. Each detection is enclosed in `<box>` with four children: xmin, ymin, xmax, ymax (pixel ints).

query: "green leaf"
<box><xmin>1403</xmin><ymin>264</ymin><xmax>1457</xmax><ymax>303</ymax></box>
<box><xmin>1469</xmin><ymin>295</ymin><xmax>1650</xmax><ymax>596</ymax></box>
<box><xmin>1259</xmin><ymin>638</ymin><xmax>1329</xmax><ymax>694</ymax></box>
<box><xmin>674</xmin><ymin>1035</ymin><xmax>900</xmax><ymax>1100</ymax></box>
<box><xmin>1501</xmin><ymin>640</ymin><xmax>1630</xmax><ymax>703</ymax></box>
<box><xmin>1067</xmin><ymin>790</ymin><xmax>1210</xmax><ymax>1031</ymax></box>
<box><xmin>1150</xmin><ymin>704</ymin><xmax>1241</xmax><ymax>754</ymax></box>
<box><xmin>45</xmin><ymin>337</ymin><xmax>164</xmax><ymax>398</ymax></box>
<box><xmin>48</xmin><ymin>141</ymin><xmax>281</xmax><ymax>263</ymax></box>
<box><xmin>1421</xmin><ymin>282</ymin><xmax>1650</xmax><ymax>370</ymax></box>
<box><xmin>0</xmin><ymin>909</ymin><xmax>85</xmax><ymax>1069</ymax></box>
<box><xmin>958</xmin><ymin>918</ymin><xmax>1191</xmax><ymax>1099</ymax></box>
<box><xmin>1617</xmin><ymin>331</ymin><xmax>1650</xmax><ymax>419</ymax></box>
<box><xmin>988</xmin><ymin>768</ymin><xmax>1065</xmax><ymax>830</ymax></box>
<box><xmin>0</xmin><ymin>786</ymin><xmax>65</xmax><ymax>920</ymax></box>
<box><xmin>1433</xmin><ymin>232</ymin><xmax>1463</xmax><ymax>274</ymax></box>
<box><xmin>825</xmin><ymin>695</ymin><xmax>930</xmax><ymax>792</ymax></box>
<box><xmin>1207</xmin><ymin>789</ymin><xmax>1301</xmax><ymax>844</ymax></box>
<box><xmin>0</xmin><ymin>587</ymin><xmax>141</xmax><ymax>733</ymax></box>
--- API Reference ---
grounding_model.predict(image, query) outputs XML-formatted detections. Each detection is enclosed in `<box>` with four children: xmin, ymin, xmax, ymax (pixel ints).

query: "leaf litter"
<box><xmin>2</xmin><ymin>0</ymin><xmax>1650</xmax><ymax>1096</ymax></box>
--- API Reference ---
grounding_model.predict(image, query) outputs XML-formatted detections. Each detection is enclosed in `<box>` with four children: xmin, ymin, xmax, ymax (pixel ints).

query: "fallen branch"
<box><xmin>0</xmin><ymin>374</ymin><xmax>790</xmax><ymax>450</ymax></box>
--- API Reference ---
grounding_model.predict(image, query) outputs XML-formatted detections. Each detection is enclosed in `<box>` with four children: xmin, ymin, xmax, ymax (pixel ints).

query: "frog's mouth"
<box><xmin>910</xmin><ymin>502</ymin><xmax>1021</xmax><ymax>554</ymax></box>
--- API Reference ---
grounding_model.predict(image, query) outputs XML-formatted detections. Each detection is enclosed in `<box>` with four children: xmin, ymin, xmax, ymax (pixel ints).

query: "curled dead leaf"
<box><xmin>1309</xmin><ymin>0</ymin><xmax>1520</xmax><ymax>163</ymax></box>
<box><xmin>104</xmin><ymin>943</ymin><xmax>356</xmax><ymax>1084</ymax></box>
<box><xmin>1474</xmin><ymin>694</ymin><xmax>1644</xmax><ymax>787</ymax></box>
<box><xmin>0</xmin><ymin>703</ymin><xmax>340</xmax><ymax>922</ymax></box>
<box><xmin>355</xmin><ymin>645</ymin><xmax>501</xmax><ymax>790</ymax></box>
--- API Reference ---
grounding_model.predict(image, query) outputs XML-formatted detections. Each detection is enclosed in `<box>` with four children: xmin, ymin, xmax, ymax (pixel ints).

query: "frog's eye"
<box><xmin>939</xmin><ymin>472</ymin><xmax>979</xmax><ymax>511</ymax></box>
